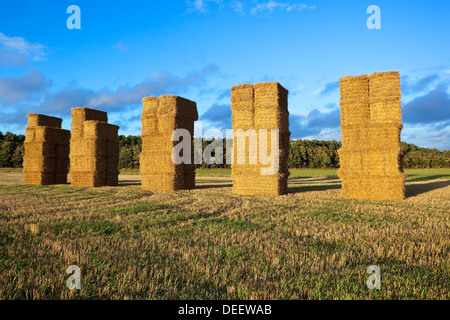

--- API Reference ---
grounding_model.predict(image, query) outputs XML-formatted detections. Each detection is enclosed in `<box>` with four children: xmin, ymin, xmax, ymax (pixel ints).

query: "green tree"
<box><xmin>0</xmin><ymin>140</ymin><xmax>15</xmax><ymax>167</ymax></box>
<box><xmin>11</xmin><ymin>144</ymin><xmax>24</xmax><ymax>168</ymax></box>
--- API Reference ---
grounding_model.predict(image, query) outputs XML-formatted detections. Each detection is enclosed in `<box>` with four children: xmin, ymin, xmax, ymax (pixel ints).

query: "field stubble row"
<box><xmin>0</xmin><ymin>170</ymin><xmax>448</xmax><ymax>299</ymax></box>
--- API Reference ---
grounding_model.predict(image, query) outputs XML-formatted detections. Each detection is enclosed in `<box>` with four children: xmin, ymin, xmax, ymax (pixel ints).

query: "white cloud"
<box><xmin>187</xmin><ymin>0</ymin><xmax>222</xmax><ymax>13</ymax></box>
<box><xmin>230</xmin><ymin>1</ymin><xmax>245</xmax><ymax>13</ymax></box>
<box><xmin>187</xmin><ymin>0</ymin><xmax>315</xmax><ymax>15</ymax></box>
<box><xmin>0</xmin><ymin>64</ymin><xmax>219</xmax><ymax>131</ymax></box>
<box><xmin>0</xmin><ymin>33</ymin><xmax>47</xmax><ymax>63</ymax></box>
<box><xmin>112</xmin><ymin>41</ymin><xmax>129</xmax><ymax>53</ymax></box>
<box><xmin>250</xmin><ymin>1</ymin><xmax>315</xmax><ymax>15</ymax></box>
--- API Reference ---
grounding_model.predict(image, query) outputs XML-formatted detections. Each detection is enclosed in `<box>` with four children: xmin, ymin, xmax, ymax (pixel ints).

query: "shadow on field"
<box><xmin>119</xmin><ymin>180</ymin><xmax>142</xmax><ymax>186</ymax></box>
<box><xmin>290</xmin><ymin>176</ymin><xmax>340</xmax><ymax>182</ymax></box>
<box><xmin>406</xmin><ymin>175</ymin><xmax>450</xmax><ymax>182</ymax></box>
<box><xmin>289</xmin><ymin>183</ymin><xmax>341</xmax><ymax>193</ymax></box>
<box><xmin>406</xmin><ymin>180</ymin><xmax>450</xmax><ymax>197</ymax></box>
<box><xmin>196</xmin><ymin>183</ymin><xmax>233</xmax><ymax>189</ymax></box>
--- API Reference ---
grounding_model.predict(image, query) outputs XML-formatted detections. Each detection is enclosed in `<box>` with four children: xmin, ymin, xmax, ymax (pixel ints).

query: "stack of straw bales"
<box><xmin>70</xmin><ymin>107</ymin><xmax>119</xmax><ymax>187</ymax></box>
<box><xmin>338</xmin><ymin>71</ymin><xmax>405</xmax><ymax>200</ymax></box>
<box><xmin>231</xmin><ymin>82</ymin><xmax>290</xmax><ymax>196</ymax></box>
<box><xmin>23</xmin><ymin>114</ymin><xmax>70</xmax><ymax>185</ymax></box>
<box><xmin>140</xmin><ymin>95</ymin><xmax>198</xmax><ymax>191</ymax></box>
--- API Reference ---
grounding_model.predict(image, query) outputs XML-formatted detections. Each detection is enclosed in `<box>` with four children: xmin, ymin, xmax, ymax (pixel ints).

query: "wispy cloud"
<box><xmin>0</xmin><ymin>33</ymin><xmax>47</xmax><ymax>65</ymax></box>
<box><xmin>401</xmin><ymin>74</ymin><xmax>440</xmax><ymax>95</ymax></box>
<box><xmin>112</xmin><ymin>41</ymin><xmax>129</xmax><ymax>53</ymax></box>
<box><xmin>250</xmin><ymin>1</ymin><xmax>315</xmax><ymax>15</ymax></box>
<box><xmin>187</xmin><ymin>0</ymin><xmax>222</xmax><ymax>13</ymax></box>
<box><xmin>0</xmin><ymin>64</ymin><xmax>219</xmax><ymax>130</ymax></box>
<box><xmin>317</xmin><ymin>80</ymin><xmax>339</xmax><ymax>97</ymax></box>
<box><xmin>230</xmin><ymin>1</ymin><xmax>245</xmax><ymax>13</ymax></box>
<box><xmin>187</xmin><ymin>0</ymin><xmax>315</xmax><ymax>15</ymax></box>
<box><xmin>0</xmin><ymin>68</ymin><xmax>51</xmax><ymax>105</ymax></box>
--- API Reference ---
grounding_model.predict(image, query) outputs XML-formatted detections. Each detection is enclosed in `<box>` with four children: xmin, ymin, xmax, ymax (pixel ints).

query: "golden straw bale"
<box><xmin>23</xmin><ymin>114</ymin><xmax>70</xmax><ymax>185</ymax></box>
<box><xmin>230</xmin><ymin>82</ymin><xmax>289</xmax><ymax>196</ymax></box>
<box><xmin>140</xmin><ymin>95</ymin><xmax>197</xmax><ymax>191</ymax></box>
<box><xmin>27</xmin><ymin>114</ymin><xmax>62</xmax><ymax>129</ymax></box>
<box><xmin>69</xmin><ymin>107</ymin><xmax>119</xmax><ymax>188</ymax></box>
<box><xmin>338</xmin><ymin>71</ymin><xmax>405</xmax><ymax>200</ymax></box>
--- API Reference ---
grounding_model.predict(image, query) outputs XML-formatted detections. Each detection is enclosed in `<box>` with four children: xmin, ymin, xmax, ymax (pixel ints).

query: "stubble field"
<box><xmin>0</xmin><ymin>168</ymin><xmax>449</xmax><ymax>299</ymax></box>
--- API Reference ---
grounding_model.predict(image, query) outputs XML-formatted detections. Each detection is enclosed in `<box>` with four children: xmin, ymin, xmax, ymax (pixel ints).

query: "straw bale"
<box><xmin>140</xmin><ymin>95</ymin><xmax>197</xmax><ymax>191</ymax></box>
<box><xmin>71</xmin><ymin>107</ymin><xmax>108</xmax><ymax>123</ymax></box>
<box><xmin>24</xmin><ymin>114</ymin><xmax>70</xmax><ymax>185</ymax></box>
<box><xmin>232</xmin><ymin>174</ymin><xmax>289</xmax><ymax>196</ymax></box>
<box><xmin>71</xmin><ymin>107</ymin><xmax>108</xmax><ymax>138</ymax></box>
<box><xmin>338</xmin><ymin>71</ymin><xmax>404</xmax><ymax>200</ymax></box>
<box><xmin>141</xmin><ymin>117</ymin><xmax>158</xmax><ymax>135</ymax></box>
<box><xmin>70</xmin><ymin>172</ymin><xmax>108</xmax><ymax>188</ymax></box>
<box><xmin>141</xmin><ymin>174</ymin><xmax>185</xmax><ymax>191</ymax></box>
<box><xmin>27</xmin><ymin>114</ymin><xmax>62</xmax><ymax>129</ymax></box>
<box><xmin>69</xmin><ymin>108</ymin><xmax>119</xmax><ymax>187</ymax></box>
<box><xmin>230</xmin><ymin>82</ymin><xmax>289</xmax><ymax>196</ymax></box>
<box><xmin>231</xmin><ymin>111</ymin><xmax>254</xmax><ymax>130</ymax></box>
<box><xmin>142</xmin><ymin>96</ymin><xmax>159</xmax><ymax>116</ymax></box>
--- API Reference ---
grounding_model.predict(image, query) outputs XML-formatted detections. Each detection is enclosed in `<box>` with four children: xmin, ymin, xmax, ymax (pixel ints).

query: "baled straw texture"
<box><xmin>69</xmin><ymin>107</ymin><xmax>119</xmax><ymax>188</ymax></box>
<box><xmin>338</xmin><ymin>71</ymin><xmax>405</xmax><ymax>200</ymax></box>
<box><xmin>231</xmin><ymin>82</ymin><xmax>290</xmax><ymax>196</ymax></box>
<box><xmin>140</xmin><ymin>95</ymin><xmax>198</xmax><ymax>191</ymax></box>
<box><xmin>23</xmin><ymin>114</ymin><xmax>70</xmax><ymax>185</ymax></box>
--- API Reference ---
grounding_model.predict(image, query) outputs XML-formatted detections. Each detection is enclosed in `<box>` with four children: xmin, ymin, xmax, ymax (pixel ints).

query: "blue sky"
<box><xmin>0</xmin><ymin>0</ymin><xmax>449</xmax><ymax>150</ymax></box>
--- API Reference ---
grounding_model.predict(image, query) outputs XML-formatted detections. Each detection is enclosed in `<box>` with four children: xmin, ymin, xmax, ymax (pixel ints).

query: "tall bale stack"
<box><xmin>140</xmin><ymin>95</ymin><xmax>198</xmax><ymax>191</ymax></box>
<box><xmin>338</xmin><ymin>71</ymin><xmax>405</xmax><ymax>200</ymax></box>
<box><xmin>231</xmin><ymin>82</ymin><xmax>290</xmax><ymax>196</ymax></box>
<box><xmin>70</xmin><ymin>107</ymin><xmax>119</xmax><ymax>188</ymax></box>
<box><xmin>23</xmin><ymin>114</ymin><xmax>70</xmax><ymax>185</ymax></box>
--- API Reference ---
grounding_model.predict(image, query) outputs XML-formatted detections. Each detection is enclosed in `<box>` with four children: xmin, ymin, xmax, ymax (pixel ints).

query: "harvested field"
<box><xmin>0</xmin><ymin>169</ymin><xmax>448</xmax><ymax>299</ymax></box>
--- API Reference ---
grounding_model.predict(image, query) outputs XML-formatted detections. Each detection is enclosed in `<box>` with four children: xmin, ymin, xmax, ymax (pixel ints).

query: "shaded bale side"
<box><xmin>27</xmin><ymin>114</ymin><xmax>62</xmax><ymax>129</ymax></box>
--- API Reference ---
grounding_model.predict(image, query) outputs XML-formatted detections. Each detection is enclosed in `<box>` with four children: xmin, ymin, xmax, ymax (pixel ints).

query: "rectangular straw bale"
<box><xmin>254</xmin><ymin>82</ymin><xmax>288</xmax><ymax>111</ymax></box>
<box><xmin>369</xmin><ymin>72</ymin><xmax>402</xmax><ymax>124</ymax></box>
<box><xmin>71</xmin><ymin>107</ymin><xmax>108</xmax><ymax>138</ymax></box>
<box><xmin>24</xmin><ymin>114</ymin><xmax>70</xmax><ymax>185</ymax></box>
<box><xmin>70</xmin><ymin>107</ymin><xmax>119</xmax><ymax>187</ymax></box>
<box><xmin>231</xmin><ymin>82</ymin><xmax>289</xmax><ymax>196</ymax></box>
<box><xmin>27</xmin><ymin>114</ymin><xmax>62</xmax><ymax>129</ymax></box>
<box><xmin>339</xmin><ymin>75</ymin><xmax>370</xmax><ymax>126</ymax></box>
<box><xmin>140</xmin><ymin>95</ymin><xmax>197</xmax><ymax>191</ymax></box>
<box><xmin>338</xmin><ymin>71</ymin><xmax>405</xmax><ymax>200</ymax></box>
<box><xmin>142</xmin><ymin>96</ymin><xmax>159</xmax><ymax>116</ymax></box>
<box><xmin>157</xmin><ymin>95</ymin><xmax>198</xmax><ymax>120</ymax></box>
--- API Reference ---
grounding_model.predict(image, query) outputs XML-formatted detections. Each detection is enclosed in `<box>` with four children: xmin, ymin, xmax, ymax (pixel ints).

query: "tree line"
<box><xmin>1</xmin><ymin>131</ymin><xmax>449</xmax><ymax>169</ymax></box>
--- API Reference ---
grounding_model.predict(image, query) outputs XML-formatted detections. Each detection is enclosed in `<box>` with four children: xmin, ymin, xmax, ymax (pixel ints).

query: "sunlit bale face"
<box><xmin>230</xmin><ymin>82</ymin><xmax>290</xmax><ymax>196</ymax></box>
<box><xmin>338</xmin><ymin>71</ymin><xmax>405</xmax><ymax>200</ymax></box>
<box><xmin>23</xmin><ymin>114</ymin><xmax>70</xmax><ymax>186</ymax></box>
<box><xmin>69</xmin><ymin>107</ymin><xmax>119</xmax><ymax>188</ymax></box>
